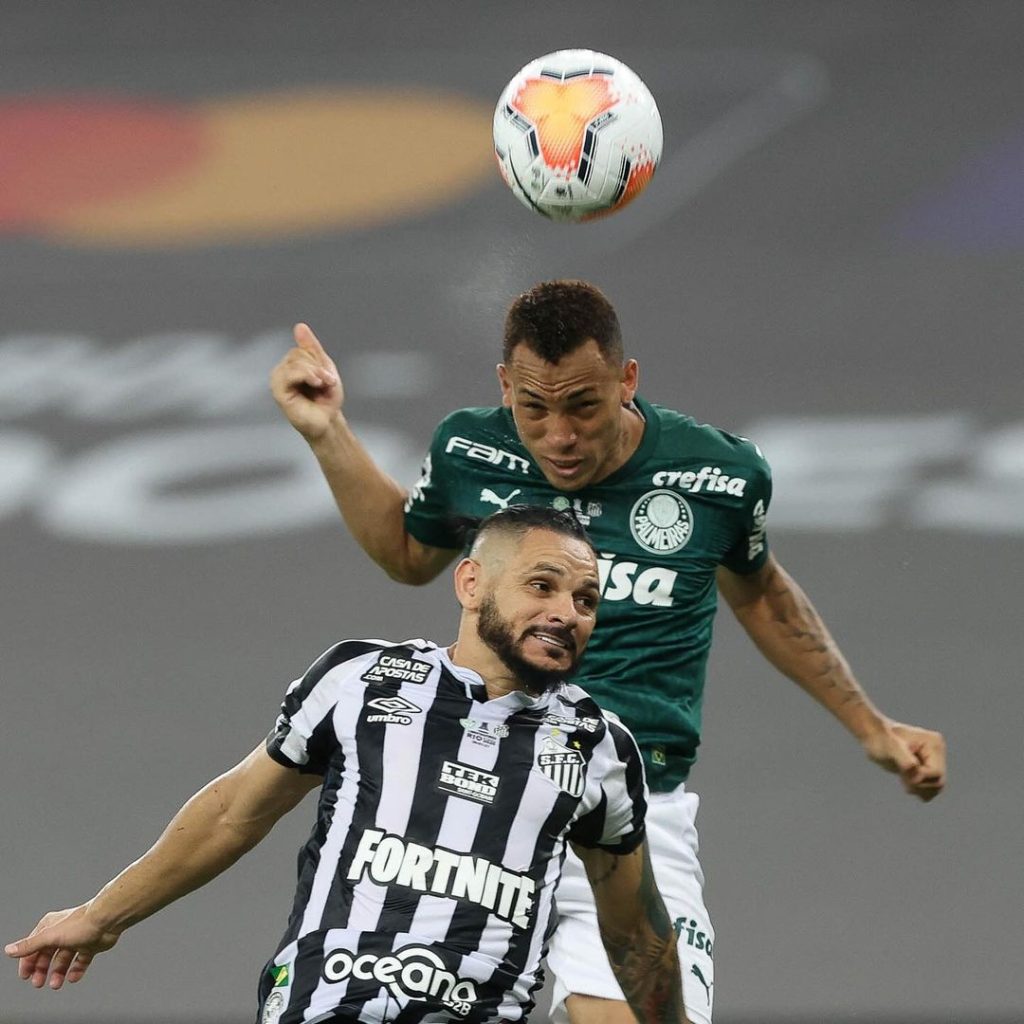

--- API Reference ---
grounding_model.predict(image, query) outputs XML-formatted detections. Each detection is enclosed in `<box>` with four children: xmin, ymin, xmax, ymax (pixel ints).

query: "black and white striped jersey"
<box><xmin>258</xmin><ymin>637</ymin><xmax>647</xmax><ymax>1024</ymax></box>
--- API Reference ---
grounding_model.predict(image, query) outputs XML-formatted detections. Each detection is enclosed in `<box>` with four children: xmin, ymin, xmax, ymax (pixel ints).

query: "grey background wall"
<box><xmin>2</xmin><ymin>3</ymin><xmax>1022</xmax><ymax>1022</ymax></box>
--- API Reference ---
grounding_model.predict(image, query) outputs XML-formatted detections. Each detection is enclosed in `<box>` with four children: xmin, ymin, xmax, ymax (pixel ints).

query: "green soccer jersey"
<box><xmin>404</xmin><ymin>395</ymin><xmax>772</xmax><ymax>791</ymax></box>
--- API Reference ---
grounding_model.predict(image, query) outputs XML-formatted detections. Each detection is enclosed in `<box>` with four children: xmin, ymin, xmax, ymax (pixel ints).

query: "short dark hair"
<box><xmin>502</xmin><ymin>280</ymin><xmax>623</xmax><ymax>365</ymax></box>
<box><xmin>471</xmin><ymin>504</ymin><xmax>596</xmax><ymax>556</ymax></box>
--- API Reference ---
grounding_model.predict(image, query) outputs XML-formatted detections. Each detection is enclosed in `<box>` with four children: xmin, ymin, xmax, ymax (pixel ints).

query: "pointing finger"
<box><xmin>294</xmin><ymin>323</ymin><xmax>327</xmax><ymax>360</ymax></box>
<box><xmin>292</xmin><ymin>323</ymin><xmax>338</xmax><ymax>383</ymax></box>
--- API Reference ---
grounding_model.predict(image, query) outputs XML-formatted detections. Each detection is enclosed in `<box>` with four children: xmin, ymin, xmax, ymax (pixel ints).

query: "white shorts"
<box><xmin>547</xmin><ymin>784</ymin><xmax>715</xmax><ymax>1024</ymax></box>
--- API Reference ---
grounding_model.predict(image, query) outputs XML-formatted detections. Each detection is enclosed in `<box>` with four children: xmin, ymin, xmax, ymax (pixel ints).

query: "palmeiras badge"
<box><xmin>537</xmin><ymin>734</ymin><xmax>586</xmax><ymax>797</ymax></box>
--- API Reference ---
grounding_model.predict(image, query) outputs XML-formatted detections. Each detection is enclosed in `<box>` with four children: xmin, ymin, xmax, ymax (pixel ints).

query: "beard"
<box><xmin>476</xmin><ymin>593</ymin><xmax>581</xmax><ymax>696</ymax></box>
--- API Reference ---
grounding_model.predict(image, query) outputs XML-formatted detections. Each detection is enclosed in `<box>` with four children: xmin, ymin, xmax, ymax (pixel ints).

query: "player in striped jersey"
<box><xmin>6</xmin><ymin>506</ymin><xmax>691</xmax><ymax>1024</ymax></box>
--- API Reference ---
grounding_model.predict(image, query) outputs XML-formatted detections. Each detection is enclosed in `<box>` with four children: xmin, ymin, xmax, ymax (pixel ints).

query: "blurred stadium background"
<box><xmin>2</xmin><ymin>2</ymin><xmax>1022</xmax><ymax>1022</ymax></box>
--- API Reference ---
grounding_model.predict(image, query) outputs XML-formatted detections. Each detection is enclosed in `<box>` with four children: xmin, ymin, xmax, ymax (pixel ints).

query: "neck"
<box><xmin>594</xmin><ymin>401</ymin><xmax>645</xmax><ymax>484</ymax></box>
<box><xmin>447</xmin><ymin>641</ymin><xmax>527</xmax><ymax>701</ymax></box>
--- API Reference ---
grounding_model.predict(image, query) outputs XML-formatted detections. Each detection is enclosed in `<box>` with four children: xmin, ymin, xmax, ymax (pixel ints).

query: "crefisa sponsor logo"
<box><xmin>652</xmin><ymin>466</ymin><xmax>748</xmax><ymax>497</ymax></box>
<box><xmin>321</xmin><ymin>945</ymin><xmax>478</xmax><ymax>1016</ymax></box>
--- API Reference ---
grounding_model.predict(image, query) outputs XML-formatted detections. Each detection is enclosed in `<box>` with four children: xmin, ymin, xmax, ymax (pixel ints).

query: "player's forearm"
<box><xmin>601</xmin><ymin>914</ymin><xmax>687</xmax><ymax>1024</ymax></box>
<box><xmin>85</xmin><ymin>773</ymin><xmax>274</xmax><ymax>935</ymax></box>
<box><xmin>589</xmin><ymin>847</ymin><xmax>689</xmax><ymax>1024</ymax></box>
<box><xmin>308</xmin><ymin>414</ymin><xmax>428</xmax><ymax>583</ymax></box>
<box><xmin>732</xmin><ymin>560</ymin><xmax>886</xmax><ymax>742</ymax></box>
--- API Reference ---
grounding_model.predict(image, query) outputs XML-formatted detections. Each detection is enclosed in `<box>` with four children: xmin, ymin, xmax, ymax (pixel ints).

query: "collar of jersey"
<box><xmin>437</xmin><ymin>646</ymin><xmax>552</xmax><ymax>709</ymax></box>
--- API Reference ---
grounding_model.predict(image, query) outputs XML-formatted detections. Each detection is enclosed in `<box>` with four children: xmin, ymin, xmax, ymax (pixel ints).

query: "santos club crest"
<box><xmin>537</xmin><ymin>735</ymin><xmax>586</xmax><ymax>797</ymax></box>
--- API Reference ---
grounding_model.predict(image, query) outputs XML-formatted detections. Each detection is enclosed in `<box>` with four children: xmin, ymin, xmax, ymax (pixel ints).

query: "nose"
<box><xmin>546</xmin><ymin>592</ymin><xmax>579</xmax><ymax>630</ymax></box>
<box><xmin>546</xmin><ymin>413</ymin><xmax>578</xmax><ymax>449</ymax></box>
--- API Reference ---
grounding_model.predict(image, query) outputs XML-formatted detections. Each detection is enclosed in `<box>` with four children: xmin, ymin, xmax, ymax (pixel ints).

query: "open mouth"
<box><xmin>527</xmin><ymin>630</ymin><xmax>575</xmax><ymax>655</ymax></box>
<box><xmin>546</xmin><ymin>458</ymin><xmax>584</xmax><ymax>478</ymax></box>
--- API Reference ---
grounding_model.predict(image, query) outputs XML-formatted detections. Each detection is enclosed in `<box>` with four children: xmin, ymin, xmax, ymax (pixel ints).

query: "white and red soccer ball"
<box><xmin>493</xmin><ymin>49</ymin><xmax>663</xmax><ymax>222</ymax></box>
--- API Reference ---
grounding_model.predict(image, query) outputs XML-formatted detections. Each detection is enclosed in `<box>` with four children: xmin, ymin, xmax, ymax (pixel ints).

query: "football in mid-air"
<box><xmin>492</xmin><ymin>49</ymin><xmax>663</xmax><ymax>222</ymax></box>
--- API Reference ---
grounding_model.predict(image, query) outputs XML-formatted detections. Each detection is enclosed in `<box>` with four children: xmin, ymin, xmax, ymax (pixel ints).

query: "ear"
<box><xmin>620</xmin><ymin>358</ymin><xmax>639</xmax><ymax>405</ymax></box>
<box><xmin>453</xmin><ymin>557</ymin><xmax>483</xmax><ymax>610</ymax></box>
<box><xmin>497</xmin><ymin>363</ymin><xmax>513</xmax><ymax>408</ymax></box>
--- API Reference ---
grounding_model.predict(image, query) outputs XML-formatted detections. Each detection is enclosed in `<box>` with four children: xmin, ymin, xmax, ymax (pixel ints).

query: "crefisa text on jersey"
<box><xmin>652</xmin><ymin>466</ymin><xmax>748</xmax><ymax>496</ymax></box>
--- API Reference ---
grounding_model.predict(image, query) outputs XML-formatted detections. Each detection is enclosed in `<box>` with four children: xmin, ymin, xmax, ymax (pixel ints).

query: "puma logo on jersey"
<box><xmin>480</xmin><ymin>487</ymin><xmax>522</xmax><ymax>509</ymax></box>
<box><xmin>690</xmin><ymin>964</ymin><xmax>713</xmax><ymax>1004</ymax></box>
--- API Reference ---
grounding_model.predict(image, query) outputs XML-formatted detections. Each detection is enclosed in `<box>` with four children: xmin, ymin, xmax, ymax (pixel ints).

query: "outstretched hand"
<box><xmin>270</xmin><ymin>322</ymin><xmax>343</xmax><ymax>442</ymax></box>
<box><xmin>5</xmin><ymin>904</ymin><xmax>120</xmax><ymax>990</ymax></box>
<box><xmin>863</xmin><ymin>720</ymin><xmax>947</xmax><ymax>801</ymax></box>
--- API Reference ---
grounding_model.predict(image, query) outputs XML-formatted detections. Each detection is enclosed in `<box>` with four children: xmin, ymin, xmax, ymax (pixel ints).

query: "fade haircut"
<box><xmin>469</xmin><ymin>504</ymin><xmax>596</xmax><ymax>559</ymax></box>
<box><xmin>502</xmin><ymin>280</ymin><xmax>624</xmax><ymax>366</ymax></box>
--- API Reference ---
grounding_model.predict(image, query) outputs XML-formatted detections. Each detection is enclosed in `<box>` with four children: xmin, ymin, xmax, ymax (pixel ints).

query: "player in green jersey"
<box><xmin>271</xmin><ymin>279</ymin><xmax>946</xmax><ymax>1024</ymax></box>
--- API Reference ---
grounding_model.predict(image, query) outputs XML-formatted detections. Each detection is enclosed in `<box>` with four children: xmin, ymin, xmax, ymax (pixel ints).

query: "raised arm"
<box><xmin>271</xmin><ymin>322</ymin><xmax>457</xmax><ymax>584</ymax></box>
<box><xmin>572</xmin><ymin>839</ymin><xmax>689</xmax><ymax>1024</ymax></box>
<box><xmin>5</xmin><ymin>745</ymin><xmax>320</xmax><ymax>990</ymax></box>
<box><xmin>718</xmin><ymin>553</ymin><xmax>946</xmax><ymax>801</ymax></box>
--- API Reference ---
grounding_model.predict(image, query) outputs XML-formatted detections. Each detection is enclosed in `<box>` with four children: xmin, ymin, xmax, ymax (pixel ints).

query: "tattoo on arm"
<box><xmin>598</xmin><ymin>844</ymin><xmax>686</xmax><ymax>1024</ymax></box>
<box><xmin>759</xmin><ymin>560</ymin><xmax>866</xmax><ymax>711</ymax></box>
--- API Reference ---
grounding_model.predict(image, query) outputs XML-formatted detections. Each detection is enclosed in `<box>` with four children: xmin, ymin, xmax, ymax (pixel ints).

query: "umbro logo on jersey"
<box><xmin>536</xmin><ymin>736</ymin><xmax>586</xmax><ymax>797</ymax></box>
<box><xmin>348</xmin><ymin>828</ymin><xmax>536</xmax><ymax>929</ymax></box>
<box><xmin>366</xmin><ymin>694</ymin><xmax>422</xmax><ymax>725</ymax></box>
<box><xmin>630</xmin><ymin>489</ymin><xmax>694</xmax><ymax>554</ymax></box>
<box><xmin>652</xmin><ymin>466</ymin><xmax>748</xmax><ymax>496</ymax></box>
<box><xmin>445</xmin><ymin>436</ymin><xmax>531</xmax><ymax>475</ymax></box>
<box><xmin>360</xmin><ymin>654</ymin><xmax>432</xmax><ymax>685</ymax></box>
<box><xmin>438</xmin><ymin>759</ymin><xmax>500</xmax><ymax>804</ymax></box>
<box><xmin>321</xmin><ymin>944</ymin><xmax>478</xmax><ymax>1017</ymax></box>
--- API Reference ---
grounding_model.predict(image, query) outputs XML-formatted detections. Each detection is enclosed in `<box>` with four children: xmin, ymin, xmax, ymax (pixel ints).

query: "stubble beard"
<box><xmin>476</xmin><ymin>593</ymin><xmax>579</xmax><ymax>697</ymax></box>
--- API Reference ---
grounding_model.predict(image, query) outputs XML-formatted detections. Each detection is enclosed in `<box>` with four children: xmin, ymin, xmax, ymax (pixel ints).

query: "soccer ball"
<box><xmin>492</xmin><ymin>49</ymin><xmax>663</xmax><ymax>222</ymax></box>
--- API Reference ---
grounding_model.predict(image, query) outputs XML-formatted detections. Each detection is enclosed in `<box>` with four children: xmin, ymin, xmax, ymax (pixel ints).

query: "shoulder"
<box><xmin>643</xmin><ymin>400</ymin><xmax>771</xmax><ymax>486</ymax></box>
<box><xmin>552</xmin><ymin>685</ymin><xmax>640</xmax><ymax>752</ymax></box>
<box><xmin>434</xmin><ymin>405</ymin><xmax>516</xmax><ymax>441</ymax></box>
<box><xmin>299</xmin><ymin>637</ymin><xmax>439</xmax><ymax>685</ymax></box>
<box><xmin>428</xmin><ymin>406</ymin><xmax>532</xmax><ymax>473</ymax></box>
